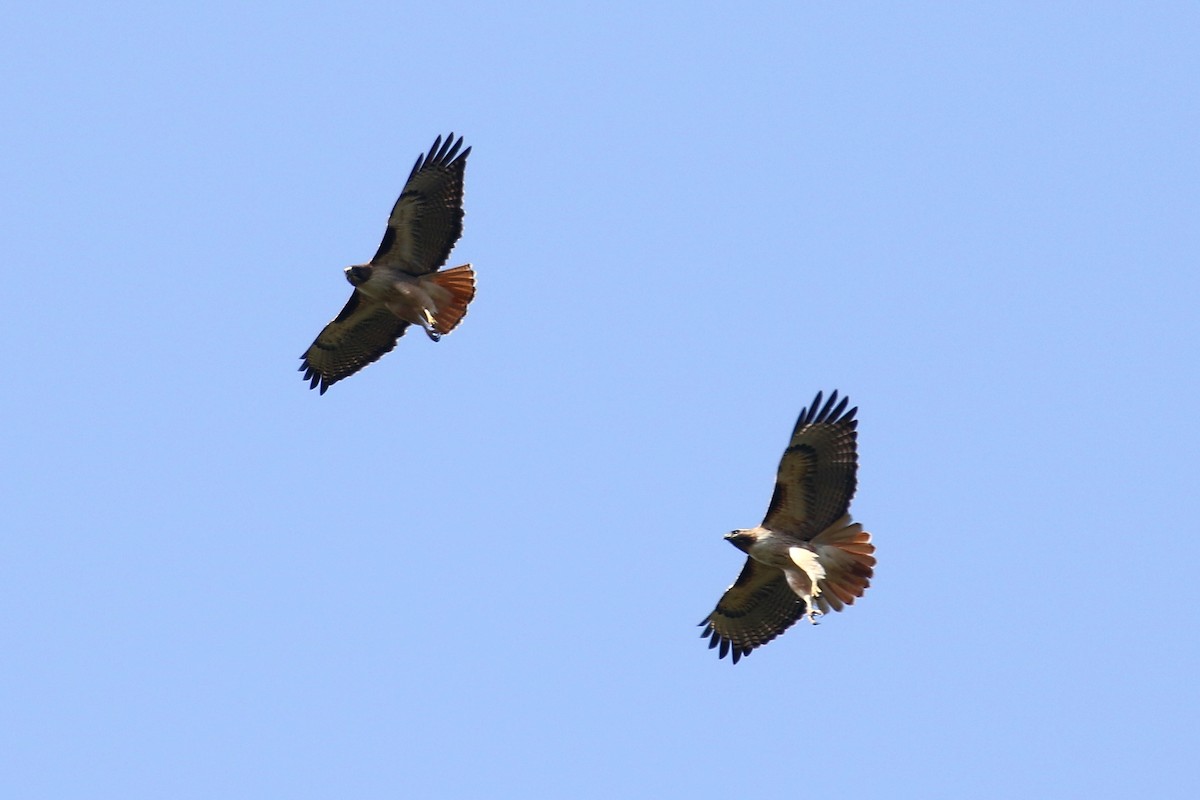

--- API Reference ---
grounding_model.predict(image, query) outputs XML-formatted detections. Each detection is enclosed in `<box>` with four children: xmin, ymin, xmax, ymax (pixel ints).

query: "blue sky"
<box><xmin>3</xmin><ymin>2</ymin><xmax>1198</xmax><ymax>797</ymax></box>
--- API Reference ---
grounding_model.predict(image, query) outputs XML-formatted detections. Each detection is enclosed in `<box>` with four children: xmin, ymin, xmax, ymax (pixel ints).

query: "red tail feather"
<box><xmin>426</xmin><ymin>264</ymin><xmax>476</xmax><ymax>335</ymax></box>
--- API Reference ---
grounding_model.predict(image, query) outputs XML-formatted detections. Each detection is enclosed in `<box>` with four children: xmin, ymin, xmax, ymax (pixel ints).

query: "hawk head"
<box><xmin>344</xmin><ymin>265</ymin><xmax>374</xmax><ymax>287</ymax></box>
<box><xmin>725</xmin><ymin>530</ymin><xmax>758</xmax><ymax>553</ymax></box>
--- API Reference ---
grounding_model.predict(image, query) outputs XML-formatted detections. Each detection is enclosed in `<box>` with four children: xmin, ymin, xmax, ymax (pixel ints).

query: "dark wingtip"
<box><xmin>438</xmin><ymin>132</ymin><xmax>468</xmax><ymax>165</ymax></box>
<box><xmin>409</xmin><ymin>132</ymin><xmax>469</xmax><ymax>180</ymax></box>
<box><xmin>427</xmin><ymin>133</ymin><xmax>444</xmax><ymax>160</ymax></box>
<box><xmin>797</xmin><ymin>389</ymin><xmax>858</xmax><ymax>428</ymax></box>
<box><xmin>300</xmin><ymin>363</ymin><xmax>321</xmax><ymax>392</ymax></box>
<box><xmin>826</xmin><ymin>391</ymin><xmax>849</xmax><ymax>422</ymax></box>
<box><xmin>801</xmin><ymin>391</ymin><xmax>823</xmax><ymax>426</ymax></box>
<box><xmin>699</xmin><ymin>623</ymin><xmax>751</xmax><ymax>664</ymax></box>
<box><xmin>818</xmin><ymin>390</ymin><xmax>838</xmax><ymax>421</ymax></box>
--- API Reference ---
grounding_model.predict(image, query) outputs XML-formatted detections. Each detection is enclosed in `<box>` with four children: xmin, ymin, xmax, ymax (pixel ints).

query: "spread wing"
<box><xmin>761</xmin><ymin>390</ymin><xmax>859</xmax><ymax>539</ymax></box>
<box><xmin>699</xmin><ymin>560</ymin><xmax>804</xmax><ymax>664</ymax></box>
<box><xmin>299</xmin><ymin>291</ymin><xmax>410</xmax><ymax>394</ymax></box>
<box><xmin>369</xmin><ymin>133</ymin><xmax>470</xmax><ymax>275</ymax></box>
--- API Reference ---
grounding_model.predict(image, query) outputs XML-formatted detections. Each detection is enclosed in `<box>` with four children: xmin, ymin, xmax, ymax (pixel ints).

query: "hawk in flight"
<box><xmin>700</xmin><ymin>391</ymin><xmax>876</xmax><ymax>663</ymax></box>
<box><xmin>300</xmin><ymin>133</ymin><xmax>475</xmax><ymax>393</ymax></box>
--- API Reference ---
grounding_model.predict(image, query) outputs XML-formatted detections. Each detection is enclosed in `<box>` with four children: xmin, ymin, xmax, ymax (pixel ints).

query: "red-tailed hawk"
<box><xmin>300</xmin><ymin>133</ymin><xmax>475</xmax><ymax>393</ymax></box>
<box><xmin>700</xmin><ymin>391</ymin><xmax>876</xmax><ymax>663</ymax></box>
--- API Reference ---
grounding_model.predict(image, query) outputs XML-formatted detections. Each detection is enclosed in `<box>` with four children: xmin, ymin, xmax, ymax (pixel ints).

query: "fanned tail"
<box><xmin>811</xmin><ymin>515</ymin><xmax>876</xmax><ymax>614</ymax></box>
<box><xmin>426</xmin><ymin>264</ymin><xmax>476</xmax><ymax>335</ymax></box>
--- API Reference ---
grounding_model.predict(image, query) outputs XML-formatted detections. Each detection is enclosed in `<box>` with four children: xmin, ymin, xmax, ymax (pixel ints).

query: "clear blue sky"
<box><xmin>4</xmin><ymin>2</ymin><xmax>1198</xmax><ymax>797</ymax></box>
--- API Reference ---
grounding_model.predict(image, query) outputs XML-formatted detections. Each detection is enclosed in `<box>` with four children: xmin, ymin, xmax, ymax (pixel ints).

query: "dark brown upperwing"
<box><xmin>761</xmin><ymin>390</ymin><xmax>860</xmax><ymax>539</ymax></box>
<box><xmin>299</xmin><ymin>291</ymin><xmax>409</xmax><ymax>394</ymax></box>
<box><xmin>699</xmin><ymin>559</ymin><xmax>806</xmax><ymax>664</ymax></box>
<box><xmin>370</xmin><ymin>133</ymin><xmax>470</xmax><ymax>275</ymax></box>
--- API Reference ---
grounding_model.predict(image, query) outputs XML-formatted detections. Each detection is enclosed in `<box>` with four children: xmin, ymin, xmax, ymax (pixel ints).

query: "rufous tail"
<box><xmin>810</xmin><ymin>515</ymin><xmax>876</xmax><ymax>614</ymax></box>
<box><xmin>427</xmin><ymin>264</ymin><xmax>476</xmax><ymax>335</ymax></box>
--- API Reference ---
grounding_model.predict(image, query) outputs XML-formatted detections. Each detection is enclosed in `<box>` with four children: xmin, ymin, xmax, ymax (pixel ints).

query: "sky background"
<box><xmin>3</xmin><ymin>2</ymin><xmax>1199</xmax><ymax>797</ymax></box>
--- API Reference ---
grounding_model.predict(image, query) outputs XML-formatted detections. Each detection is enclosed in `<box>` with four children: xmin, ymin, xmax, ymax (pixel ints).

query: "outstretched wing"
<box><xmin>370</xmin><ymin>133</ymin><xmax>470</xmax><ymax>275</ymax></box>
<box><xmin>299</xmin><ymin>292</ymin><xmax>410</xmax><ymax>394</ymax></box>
<box><xmin>761</xmin><ymin>390</ymin><xmax>859</xmax><ymax>539</ymax></box>
<box><xmin>699</xmin><ymin>559</ymin><xmax>804</xmax><ymax>664</ymax></box>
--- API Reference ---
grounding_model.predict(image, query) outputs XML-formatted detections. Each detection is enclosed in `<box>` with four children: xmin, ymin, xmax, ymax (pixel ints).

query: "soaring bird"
<box><xmin>700</xmin><ymin>391</ymin><xmax>876</xmax><ymax>663</ymax></box>
<box><xmin>300</xmin><ymin>133</ymin><xmax>475</xmax><ymax>393</ymax></box>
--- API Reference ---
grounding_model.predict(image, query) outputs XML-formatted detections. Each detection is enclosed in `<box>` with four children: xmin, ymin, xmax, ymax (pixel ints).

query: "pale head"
<box><xmin>725</xmin><ymin>529</ymin><xmax>758</xmax><ymax>553</ymax></box>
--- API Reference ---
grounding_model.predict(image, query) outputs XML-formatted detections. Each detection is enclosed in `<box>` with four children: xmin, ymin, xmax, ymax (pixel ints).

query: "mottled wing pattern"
<box><xmin>699</xmin><ymin>559</ymin><xmax>805</xmax><ymax>664</ymax></box>
<box><xmin>299</xmin><ymin>292</ymin><xmax>410</xmax><ymax>394</ymax></box>
<box><xmin>370</xmin><ymin>133</ymin><xmax>471</xmax><ymax>275</ymax></box>
<box><xmin>761</xmin><ymin>390</ymin><xmax>859</xmax><ymax>539</ymax></box>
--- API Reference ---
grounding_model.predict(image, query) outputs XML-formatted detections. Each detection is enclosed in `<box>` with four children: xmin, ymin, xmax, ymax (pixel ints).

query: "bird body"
<box><xmin>725</xmin><ymin>527</ymin><xmax>828</xmax><ymax>623</ymax></box>
<box><xmin>344</xmin><ymin>262</ymin><xmax>474</xmax><ymax>340</ymax></box>
<box><xmin>301</xmin><ymin>133</ymin><xmax>474</xmax><ymax>393</ymax></box>
<box><xmin>701</xmin><ymin>391</ymin><xmax>876</xmax><ymax>663</ymax></box>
